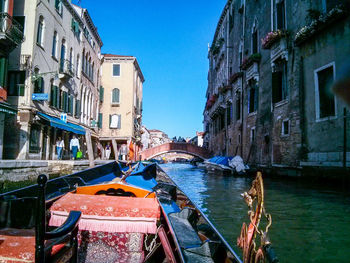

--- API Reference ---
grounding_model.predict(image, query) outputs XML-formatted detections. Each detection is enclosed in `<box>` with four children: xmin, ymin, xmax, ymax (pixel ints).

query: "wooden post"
<box><xmin>112</xmin><ymin>139</ymin><xmax>118</xmax><ymax>161</ymax></box>
<box><xmin>85</xmin><ymin>130</ymin><xmax>95</xmax><ymax>168</ymax></box>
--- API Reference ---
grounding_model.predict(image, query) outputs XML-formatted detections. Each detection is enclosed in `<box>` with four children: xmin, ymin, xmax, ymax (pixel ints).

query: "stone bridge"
<box><xmin>138</xmin><ymin>143</ymin><xmax>211</xmax><ymax>160</ymax></box>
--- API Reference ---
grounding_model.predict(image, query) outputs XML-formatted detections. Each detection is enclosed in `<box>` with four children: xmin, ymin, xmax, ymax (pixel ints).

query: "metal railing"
<box><xmin>0</xmin><ymin>12</ymin><xmax>25</xmax><ymax>45</ymax></box>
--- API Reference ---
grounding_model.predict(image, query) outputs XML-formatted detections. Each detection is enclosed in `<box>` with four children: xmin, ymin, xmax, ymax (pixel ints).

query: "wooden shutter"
<box><xmin>99</xmin><ymin>86</ymin><xmax>104</xmax><ymax>102</ymax></box>
<box><xmin>55</xmin><ymin>86</ymin><xmax>60</xmax><ymax>108</ymax></box>
<box><xmin>50</xmin><ymin>84</ymin><xmax>56</xmax><ymax>106</ymax></box>
<box><xmin>117</xmin><ymin>114</ymin><xmax>121</xmax><ymax>129</ymax></box>
<box><xmin>272</xmin><ymin>71</ymin><xmax>282</xmax><ymax>103</ymax></box>
<box><xmin>75</xmin><ymin>100</ymin><xmax>80</xmax><ymax>118</ymax></box>
<box><xmin>98</xmin><ymin>113</ymin><xmax>103</xmax><ymax>128</ymax></box>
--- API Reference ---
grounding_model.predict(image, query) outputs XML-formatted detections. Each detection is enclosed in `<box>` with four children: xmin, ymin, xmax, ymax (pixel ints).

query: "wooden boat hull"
<box><xmin>0</xmin><ymin>161</ymin><xmax>242</xmax><ymax>263</ymax></box>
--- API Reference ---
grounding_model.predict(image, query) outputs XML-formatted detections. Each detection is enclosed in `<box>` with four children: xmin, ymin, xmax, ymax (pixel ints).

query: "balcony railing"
<box><xmin>0</xmin><ymin>12</ymin><xmax>25</xmax><ymax>46</ymax></box>
<box><xmin>59</xmin><ymin>59</ymin><xmax>75</xmax><ymax>78</ymax></box>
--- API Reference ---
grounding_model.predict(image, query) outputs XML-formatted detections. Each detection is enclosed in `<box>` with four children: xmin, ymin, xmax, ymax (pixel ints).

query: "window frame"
<box><xmin>36</xmin><ymin>16</ymin><xmax>44</xmax><ymax>47</ymax></box>
<box><xmin>281</xmin><ymin>119</ymin><xmax>290</xmax><ymax>136</ymax></box>
<box><xmin>250</xmin><ymin>127</ymin><xmax>256</xmax><ymax>143</ymax></box>
<box><xmin>109</xmin><ymin>114</ymin><xmax>121</xmax><ymax>129</ymax></box>
<box><xmin>112</xmin><ymin>64</ymin><xmax>121</xmax><ymax>77</ymax></box>
<box><xmin>314</xmin><ymin>62</ymin><xmax>337</xmax><ymax>122</ymax></box>
<box><xmin>111</xmin><ymin>88</ymin><xmax>120</xmax><ymax>105</ymax></box>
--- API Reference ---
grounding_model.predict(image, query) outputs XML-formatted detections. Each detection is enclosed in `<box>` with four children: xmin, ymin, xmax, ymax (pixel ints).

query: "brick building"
<box><xmin>204</xmin><ymin>0</ymin><xmax>350</xmax><ymax>170</ymax></box>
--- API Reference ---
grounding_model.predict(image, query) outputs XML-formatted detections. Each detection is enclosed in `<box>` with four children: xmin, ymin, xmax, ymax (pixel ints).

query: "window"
<box><xmin>52</xmin><ymin>31</ymin><xmax>58</xmax><ymax>58</ymax></box>
<box><xmin>274</xmin><ymin>0</ymin><xmax>286</xmax><ymax>30</ymax></box>
<box><xmin>71</xmin><ymin>18</ymin><xmax>80</xmax><ymax>39</ymax></box>
<box><xmin>75</xmin><ymin>100</ymin><xmax>81</xmax><ymax>118</ymax></box>
<box><xmin>37</xmin><ymin>16</ymin><xmax>44</xmax><ymax>46</ymax></box>
<box><xmin>76</xmin><ymin>54</ymin><xmax>80</xmax><ymax>77</ymax></box>
<box><xmin>29</xmin><ymin>125</ymin><xmax>41</xmax><ymax>153</ymax></box>
<box><xmin>8</xmin><ymin>71</ymin><xmax>25</xmax><ymax>96</ymax></box>
<box><xmin>315</xmin><ymin>63</ymin><xmax>336</xmax><ymax>119</ymax></box>
<box><xmin>69</xmin><ymin>48</ymin><xmax>73</xmax><ymax>73</ymax></box>
<box><xmin>33</xmin><ymin>69</ymin><xmax>44</xmax><ymax>93</ymax></box>
<box><xmin>50</xmin><ymin>82</ymin><xmax>60</xmax><ymax>108</ymax></box>
<box><xmin>282</xmin><ymin>119</ymin><xmax>290</xmax><ymax>136</ymax></box>
<box><xmin>250</xmin><ymin>127</ymin><xmax>256</xmax><ymax>143</ymax></box>
<box><xmin>248</xmin><ymin>80</ymin><xmax>259</xmax><ymax>113</ymax></box>
<box><xmin>110</xmin><ymin>114</ymin><xmax>121</xmax><ymax>129</ymax></box>
<box><xmin>226</xmin><ymin>103</ymin><xmax>232</xmax><ymax>125</ymax></box>
<box><xmin>98</xmin><ymin>113</ymin><xmax>103</xmax><ymax>128</ymax></box>
<box><xmin>272</xmin><ymin>60</ymin><xmax>288</xmax><ymax>103</ymax></box>
<box><xmin>113</xmin><ymin>64</ymin><xmax>120</xmax><ymax>76</ymax></box>
<box><xmin>252</xmin><ymin>26</ymin><xmax>258</xmax><ymax>54</ymax></box>
<box><xmin>13</xmin><ymin>16</ymin><xmax>25</xmax><ymax>30</ymax></box>
<box><xmin>235</xmin><ymin>91</ymin><xmax>241</xmax><ymax>121</ymax></box>
<box><xmin>60</xmin><ymin>40</ymin><xmax>66</xmax><ymax>72</ymax></box>
<box><xmin>55</xmin><ymin>0</ymin><xmax>63</xmax><ymax>16</ymax></box>
<box><xmin>99</xmin><ymin>86</ymin><xmax>104</xmax><ymax>102</ymax></box>
<box><xmin>112</xmin><ymin>88</ymin><xmax>120</xmax><ymax>104</ymax></box>
<box><xmin>239</xmin><ymin>42</ymin><xmax>243</xmax><ymax>66</ymax></box>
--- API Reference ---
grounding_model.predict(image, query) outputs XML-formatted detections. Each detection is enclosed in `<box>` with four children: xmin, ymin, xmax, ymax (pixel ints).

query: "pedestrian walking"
<box><xmin>56</xmin><ymin>137</ymin><xmax>64</xmax><ymax>160</ymax></box>
<box><xmin>70</xmin><ymin>135</ymin><xmax>80</xmax><ymax>160</ymax></box>
<box><xmin>105</xmin><ymin>142</ymin><xmax>112</xmax><ymax>160</ymax></box>
<box><xmin>120</xmin><ymin>144</ymin><xmax>127</xmax><ymax>161</ymax></box>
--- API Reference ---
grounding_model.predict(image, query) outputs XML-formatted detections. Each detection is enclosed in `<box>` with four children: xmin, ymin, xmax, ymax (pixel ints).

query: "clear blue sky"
<box><xmin>74</xmin><ymin>0</ymin><xmax>227</xmax><ymax>138</ymax></box>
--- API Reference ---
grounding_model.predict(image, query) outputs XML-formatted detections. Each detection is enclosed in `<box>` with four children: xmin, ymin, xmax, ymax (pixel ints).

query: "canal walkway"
<box><xmin>0</xmin><ymin>159</ymin><xmax>114</xmax><ymax>181</ymax></box>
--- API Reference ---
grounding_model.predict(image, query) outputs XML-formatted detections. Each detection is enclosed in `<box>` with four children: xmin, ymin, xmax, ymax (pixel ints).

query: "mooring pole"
<box><xmin>344</xmin><ymin>108</ymin><xmax>347</xmax><ymax>168</ymax></box>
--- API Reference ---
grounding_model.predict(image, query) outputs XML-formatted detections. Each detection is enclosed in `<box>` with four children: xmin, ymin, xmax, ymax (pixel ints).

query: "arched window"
<box><xmin>112</xmin><ymin>88</ymin><xmax>120</xmax><ymax>104</ymax></box>
<box><xmin>252</xmin><ymin>21</ymin><xmax>258</xmax><ymax>54</ymax></box>
<box><xmin>37</xmin><ymin>16</ymin><xmax>44</xmax><ymax>46</ymax></box>
<box><xmin>82</xmin><ymin>49</ymin><xmax>85</xmax><ymax>72</ymax></box>
<box><xmin>76</xmin><ymin>54</ymin><xmax>80</xmax><ymax>77</ymax></box>
<box><xmin>52</xmin><ymin>31</ymin><xmax>58</xmax><ymax>57</ymax></box>
<box><xmin>60</xmin><ymin>39</ymin><xmax>66</xmax><ymax>72</ymax></box>
<box><xmin>92</xmin><ymin>62</ymin><xmax>94</xmax><ymax>81</ymax></box>
<box><xmin>33</xmin><ymin>68</ymin><xmax>44</xmax><ymax>93</ymax></box>
<box><xmin>69</xmin><ymin>47</ymin><xmax>73</xmax><ymax>72</ymax></box>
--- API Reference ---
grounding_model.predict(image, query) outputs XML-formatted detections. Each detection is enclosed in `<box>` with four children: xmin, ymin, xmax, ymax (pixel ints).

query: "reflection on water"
<box><xmin>161</xmin><ymin>163</ymin><xmax>350</xmax><ymax>263</ymax></box>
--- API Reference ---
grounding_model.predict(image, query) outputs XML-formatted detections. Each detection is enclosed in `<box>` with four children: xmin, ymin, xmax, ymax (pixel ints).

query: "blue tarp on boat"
<box><xmin>208</xmin><ymin>156</ymin><xmax>233</xmax><ymax>166</ymax></box>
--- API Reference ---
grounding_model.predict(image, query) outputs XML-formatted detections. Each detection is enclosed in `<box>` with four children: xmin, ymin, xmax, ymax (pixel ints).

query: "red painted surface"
<box><xmin>8</xmin><ymin>0</ymin><xmax>14</xmax><ymax>16</ymax></box>
<box><xmin>0</xmin><ymin>88</ymin><xmax>7</xmax><ymax>102</ymax></box>
<box><xmin>139</xmin><ymin>142</ymin><xmax>210</xmax><ymax>160</ymax></box>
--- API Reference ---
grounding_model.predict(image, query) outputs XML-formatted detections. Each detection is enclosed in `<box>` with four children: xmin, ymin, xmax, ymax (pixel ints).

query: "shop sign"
<box><xmin>32</xmin><ymin>93</ymin><xmax>49</xmax><ymax>101</ymax></box>
<box><xmin>60</xmin><ymin>113</ymin><xmax>67</xmax><ymax>123</ymax></box>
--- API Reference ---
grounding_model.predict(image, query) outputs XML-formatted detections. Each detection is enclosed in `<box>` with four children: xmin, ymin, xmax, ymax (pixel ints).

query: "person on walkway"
<box><xmin>120</xmin><ymin>144</ymin><xmax>127</xmax><ymax>161</ymax></box>
<box><xmin>70</xmin><ymin>135</ymin><xmax>80</xmax><ymax>160</ymax></box>
<box><xmin>56</xmin><ymin>137</ymin><xmax>64</xmax><ymax>160</ymax></box>
<box><xmin>105</xmin><ymin>142</ymin><xmax>112</xmax><ymax>160</ymax></box>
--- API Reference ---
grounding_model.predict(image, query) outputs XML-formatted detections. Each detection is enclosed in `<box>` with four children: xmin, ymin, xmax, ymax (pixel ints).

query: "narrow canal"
<box><xmin>161</xmin><ymin>163</ymin><xmax>350</xmax><ymax>263</ymax></box>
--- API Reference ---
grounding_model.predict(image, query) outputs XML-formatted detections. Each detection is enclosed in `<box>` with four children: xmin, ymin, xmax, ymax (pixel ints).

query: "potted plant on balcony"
<box><xmin>261</xmin><ymin>30</ymin><xmax>287</xmax><ymax>49</ymax></box>
<box><xmin>240</xmin><ymin>53</ymin><xmax>261</xmax><ymax>70</ymax></box>
<box><xmin>294</xmin><ymin>5</ymin><xmax>348</xmax><ymax>46</ymax></box>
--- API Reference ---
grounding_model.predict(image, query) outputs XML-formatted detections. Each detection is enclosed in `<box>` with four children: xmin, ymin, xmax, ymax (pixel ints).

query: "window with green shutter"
<box><xmin>50</xmin><ymin>83</ymin><xmax>56</xmax><ymax>107</ymax></box>
<box><xmin>75</xmin><ymin>100</ymin><xmax>81</xmax><ymax>118</ymax></box>
<box><xmin>112</xmin><ymin>88</ymin><xmax>120</xmax><ymax>104</ymax></box>
<box><xmin>99</xmin><ymin>86</ymin><xmax>104</xmax><ymax>102</ymax></box>
<box><xmin>8</xmin><ymin>70</ymin><xmax>25</xmax><ymax>96</ymax></box>
<box><xmin>34</xmin><ymin>77</ymin><xmax>44</xmax><ymax>93</ymax></box>
<box><xmin>98</xmin><ymin>113</ymin><xmax>103</xmax><ymax>128</ymax></box>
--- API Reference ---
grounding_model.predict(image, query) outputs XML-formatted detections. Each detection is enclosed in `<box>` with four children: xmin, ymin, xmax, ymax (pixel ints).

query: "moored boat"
<box><xmin>0</xmin><ymin>161</ymin><xmax>243</xmax><ymax>263</ymax></box>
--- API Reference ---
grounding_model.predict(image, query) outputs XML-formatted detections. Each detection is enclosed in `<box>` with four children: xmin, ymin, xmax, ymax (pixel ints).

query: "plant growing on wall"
<box><xmin>240</xmin><ymin>53</ymin><xmax>261</xmax><ymax>70</ymax></box>
<box><xmin>294</xmin><ymin>5</ymin><xmax>348</xmax><ymax>45</ymax></box>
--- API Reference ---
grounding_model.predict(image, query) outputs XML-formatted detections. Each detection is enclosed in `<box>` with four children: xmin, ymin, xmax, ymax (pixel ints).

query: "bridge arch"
<box><xmin>139</xmin><ymin>143</ymin><xmax>210</xmax><ymax>161</ymax></box>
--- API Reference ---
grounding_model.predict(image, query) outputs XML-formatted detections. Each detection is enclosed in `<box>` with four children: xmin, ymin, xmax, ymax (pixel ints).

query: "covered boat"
<box><xmin>0</xmin><ymin>161</ymin><xmax>243</xmax><ymax>263</ymax></box>
<box><xmin>203</xmin><ymin>156</ymin><xmax>234</xmax><ymax>175</ymax></box>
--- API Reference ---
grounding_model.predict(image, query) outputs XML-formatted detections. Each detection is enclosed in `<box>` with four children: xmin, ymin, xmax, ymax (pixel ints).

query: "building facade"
<box><xmin>0</xmin><ymin>0</ymin><xmax>24</xmax><ymax>159</ymax></box>
<box><xmin>204</xmin><ymin>0</ymin><xmax>350</xmax><ymax>170</ymax></box>
<box><xmin>99</xmin><ymin>54</ymin><xmax>144</xmax><ymax>158</ymax></box>
<box><xmin>4</xmin><ymin>0</ymin><xmax>102</xmax><ymax>160</ymax></box>
<box><xmin>149</xmin><ymin>129</ymin><xmax>171</xmax><ymax>147</ymax></box>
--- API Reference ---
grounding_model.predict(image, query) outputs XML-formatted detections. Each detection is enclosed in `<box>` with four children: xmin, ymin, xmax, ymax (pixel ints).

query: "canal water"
<box><xmin>161</xmin><ymin>163</ymin><xmax>350</xmax><ymax>263</ymax></box>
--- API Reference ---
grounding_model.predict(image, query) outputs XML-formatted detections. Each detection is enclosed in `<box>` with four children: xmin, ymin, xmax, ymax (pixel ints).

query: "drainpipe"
<box><xmin>241</xmin><ymin>0</ymin><xmax>246</xmax><ymax>159</ymax></box>
<box><xmin>344</xmin><ymin>108</ymin><xmax>347</xmax><ymax>168</ymax></box>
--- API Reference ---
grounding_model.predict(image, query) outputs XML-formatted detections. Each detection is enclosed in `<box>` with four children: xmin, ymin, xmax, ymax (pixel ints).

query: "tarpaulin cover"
<box><xmin>37</xmin><ymin>112</ymin><xmax>85</xmax><ymax>135</ymax></box>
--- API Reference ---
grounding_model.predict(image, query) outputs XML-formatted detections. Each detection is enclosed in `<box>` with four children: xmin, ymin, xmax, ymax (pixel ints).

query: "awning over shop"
<box><xmin>37</xmin><ymin>112</ymin><xmax>85</xmax><ymax>135</ymax></box>
<box><xmin>0</xmin><ymin>102</ymin><xmax>17</xmax><ymax>115</ymax></box>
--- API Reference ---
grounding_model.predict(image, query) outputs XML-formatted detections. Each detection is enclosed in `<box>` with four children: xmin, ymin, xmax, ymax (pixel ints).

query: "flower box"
<box><xmin>229</xmin><ymin>72</ymin><xmax>243</xmax><ymax>84</ymax></box>
<box><xmin>294</xmin><ymin>5</ymin><xmax>348</xmax><ymax>46</ymax></box>
<box><xmin>261</xmin><ymin>30</ymin><xmax>287</xmax><ymax>49</ymax></box>
<box><xmin>240</xmin><ymin>53</ymin><xmax>261</xmax><ymax>70</ymax></box>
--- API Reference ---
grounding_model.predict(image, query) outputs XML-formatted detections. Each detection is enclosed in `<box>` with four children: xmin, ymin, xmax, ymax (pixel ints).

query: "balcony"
<box><xmin>59</xmin><ymin>59</ymin><xmax>75</xmax><ymax>79</ymax></box>
<box><xmin>0</xmin><ymin>13</ymin><xmax>25</xmax><ymax>56</ymax></box>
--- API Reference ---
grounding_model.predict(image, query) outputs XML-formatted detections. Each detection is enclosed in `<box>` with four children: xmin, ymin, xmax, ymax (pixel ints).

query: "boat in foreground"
<box><xmin>0</xmin><ymin>161</ymin><xmax>243</xmax><ymax>263</ymax></box>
